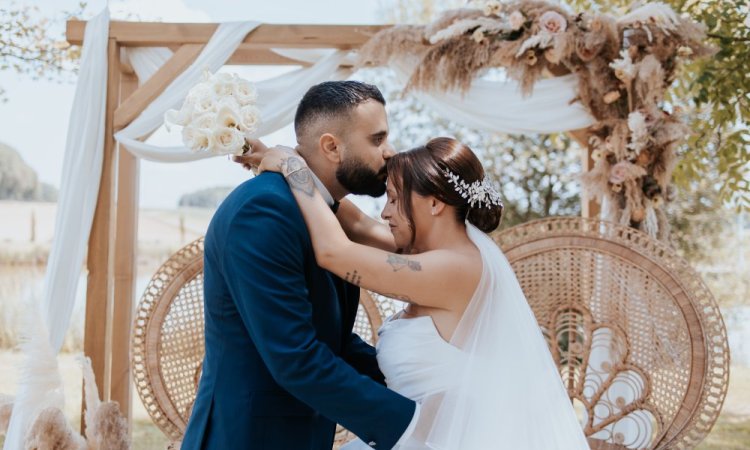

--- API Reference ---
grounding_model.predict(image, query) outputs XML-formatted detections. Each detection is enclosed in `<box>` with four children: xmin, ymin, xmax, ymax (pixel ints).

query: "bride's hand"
<box><xmin>232</xmin><ymin>138</ymin><xmax>268</xmax><ymax>172</ymax></box>
<box><xmin>233</xmin><ymin>138</ymin><xmax>300</xmax><ymax>174</ymax></box>
<box><xmin>257</xmin><ymin>145</ymin><xmax>304</xmax><ymax>175</ymax></box>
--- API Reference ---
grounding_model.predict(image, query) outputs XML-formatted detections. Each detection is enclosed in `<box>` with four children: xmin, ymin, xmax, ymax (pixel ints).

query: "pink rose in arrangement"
<box><xmin>609</xmin><ymin>161</ymin><xmax>638</xmax><ymax>184</ymax></box>
<box><xmin>539</xmin><ymin>11</ymin><xmax>567</xmax><ymax>34</ymax></box>
<box><xmin>509</xmin><ymin>11</ymin><xmax>526</xmax><ymax>31</ymax></box>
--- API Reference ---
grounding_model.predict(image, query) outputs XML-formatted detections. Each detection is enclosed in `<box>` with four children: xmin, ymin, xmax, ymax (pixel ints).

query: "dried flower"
<box><xmin>611</xmin><ymin>183</ymin><xmax>623</xmax><ymax>193</ymax></box>
<box><xmin>603</xmin><ymin>91</ymin><xmax>621</xmax><ymax>104</ymax></box>
<box><xmin>610</xmin><ymin>49</ymin><xmax>638</xmax><ymax>83</ymax></box>
<box><xmin>472</xmin><ymin>28</ymin><xmax>486</xmax><ymax>44</ymax></box>
<box><xmin>635</xmin><ymin>151</ymin><xmax>650</xmax><ymax>167</ymax></box>
<box><xmin>592</xmin><ymin>149</ymin><xmax>605</xmax><ymax>161</ymax></box>
<box><xmin>631</xmin><ymin>208</ymin><xmax>645</xmax><ymax>222</ymax></box>
<box><xmin>618</xmin><ymin>3</ymin><xmax>680</xmax><ymax>34</ymax></box>
<box><xmin>676</xmin><ymin>46</ymin><xmax>693</xmax><ymax>57</ymax></box>
<box><xmin>544</xmin><ymin>48</ymin><xmax>562</xmax><ymax>64</ymax></box>
<box><xmin>482</xmin><ymin>0</ymin><xmax>503</xmax><ymax>16</ymax></box>
<box><xmin>525</xmin><ymin>50</ymin><xmax>538</xmax><ymax>65</ymax></box>
<box><xmin>539</xmin><ymin>10</ymin><xmax>567</xmax><ymax>34</ymax></box>
<box><xmin>428</xmin><ymin>17</ymin><xmax>507</xmax><ymax>44</ymax></box>
<box><xmin>609</xmin><ymin>160</ymin><xmax>647</xmax><ymax>184</ymax></box>
<box><xmin>651</xmin><ymin>195</ymin><xmax>664</xmax><ymax>208</ymax></box>
<box><xmin>627</xmin><ymin>111</ymin><xmax>649</xmax><ymax>154</ymax></box>
<box><xmin>509</xmin><ymin>11</ymin><xmax>525</xmax><ymax>31</ymax></box>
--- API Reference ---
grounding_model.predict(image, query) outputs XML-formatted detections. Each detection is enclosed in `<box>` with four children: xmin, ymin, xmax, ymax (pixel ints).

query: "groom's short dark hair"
<box><xmin>294</xmin><ymin>81</ymin><xmax>386</xmax><ymax>137</ymax></box>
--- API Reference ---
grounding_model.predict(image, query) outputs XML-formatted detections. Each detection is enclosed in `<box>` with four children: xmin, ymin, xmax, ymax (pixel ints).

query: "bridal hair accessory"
<box><xmin>443</xmin><ymin>168</ymin><xmax>503</xmax><ymax>209</ymax></box>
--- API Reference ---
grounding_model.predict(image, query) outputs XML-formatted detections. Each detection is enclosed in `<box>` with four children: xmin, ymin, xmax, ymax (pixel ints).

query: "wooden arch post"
<box><xmin>65</xmin><ymin>19</ymin><xmax>597</xmax><ymax>432</ymax></box>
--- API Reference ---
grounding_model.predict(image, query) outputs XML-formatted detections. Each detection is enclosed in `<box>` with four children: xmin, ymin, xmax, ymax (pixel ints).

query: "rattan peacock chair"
<box><xmin>131</xmin><ymin>217</ymin><xmax>729</xmax><ymax>449</ymax></box>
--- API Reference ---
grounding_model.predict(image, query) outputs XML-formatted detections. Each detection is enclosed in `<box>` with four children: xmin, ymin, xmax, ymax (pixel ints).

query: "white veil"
<box><xmin>418</xmin><ymin>223</ymin><xmax>590</xmax><ymax>449</ymax></box>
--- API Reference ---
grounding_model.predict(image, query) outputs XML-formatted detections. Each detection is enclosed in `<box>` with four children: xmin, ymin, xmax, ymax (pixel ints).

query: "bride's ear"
<box><xmin>319</xmin><ymin>133</ymin><xmax>341</xmax><ymax>163</ymax></box>
<box><xmin>430</xmin><ymin>198</ymin><xmax>447</xmax><ymax>216</ymax></box>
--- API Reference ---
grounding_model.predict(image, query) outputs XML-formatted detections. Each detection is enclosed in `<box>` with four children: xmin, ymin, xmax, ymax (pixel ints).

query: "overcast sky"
<box><xmin>0</xmin><ymin>0</ymin><xmax>391</xmax><ymax>208</ymax></box>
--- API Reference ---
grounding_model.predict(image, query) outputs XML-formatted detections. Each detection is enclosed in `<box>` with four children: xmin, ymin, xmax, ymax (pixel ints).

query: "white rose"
<box><xmin>211</xmin><ymin>126</ymin><xmax>246</xmax><ymax>155</ymax></box>
<box><xmin>509</xmin><ymin>11</ymin><xmax>525</xmax><ymax>31</ymax></box>
<box><xmin>164</xmin><ymin>103</ymin><xmax>193</xmax><ymax>128</ymax></box>
<box><xmin>238</xmin><ymin>105</ymin><xmax>261</xmax><ymax>136</ymax></box>
<box><xmin>216</xmin><ymin>106</ymin><xmax>241</xmax><ymax>129</ymax></box>
<box><xmin>193</xmin><ymin>93</ymin><xmax>218</xmax><ymax>114</ymax></box>
<box><xmin>233</xmin><ymin>79</ymin><xmax>258</xmax><ymax>106</ymax></box>
<box><xmin>216</xmin><ymin>96</ymin><xmax>241</xmax><ymax>112</ymax></box>
<box><xmin>185</xmin><ymin>83</ymin><xmax>212</xmax><ymax>104</ymax></box>
<box><xmin>212</xmin><ymin>77</ymin><xmax>237</xmax><ymax>98</ymax></box>
<box><xmin>191</xmin><ymin>112</ymin><xmax>215</xmax><ymax>130</ymax></box>
<box><xmin>182</xmin><ymin>126</ymin><xmax>214</xmax><ymax>152</ymax></box>
<box><xmin>213</xmin><ymin>72</ymin><xmax>236</xmax><ymax>83</ymax></box>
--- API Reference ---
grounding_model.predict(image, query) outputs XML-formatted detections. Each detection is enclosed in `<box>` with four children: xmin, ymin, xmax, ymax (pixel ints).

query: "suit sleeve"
<box><xmin>343</xmin><ymin>333</ymin><xmax>386</xmax><ymax>385</ymax></box>
<box><xmin>222</xmin><ymin>189</ymin><xmax>415</xmax><ymax>449</ymax></box>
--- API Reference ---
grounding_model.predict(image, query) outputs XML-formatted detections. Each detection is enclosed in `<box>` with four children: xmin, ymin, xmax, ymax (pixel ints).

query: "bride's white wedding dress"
<box><xmin>343</xmin><ymin>224</ymin><xmax>590</xmax><ymax>450</ymax></box>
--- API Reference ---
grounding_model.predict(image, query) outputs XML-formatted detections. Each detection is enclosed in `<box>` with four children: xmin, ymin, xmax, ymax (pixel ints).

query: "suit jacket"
<box><xmin>181</xmin><ymin>172</ymin><xmax>415</xmax><ymax>450</ymax></box>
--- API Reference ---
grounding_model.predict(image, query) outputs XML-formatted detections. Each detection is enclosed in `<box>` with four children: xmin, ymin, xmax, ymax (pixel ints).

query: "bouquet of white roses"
<box><xmin>165</xmin><ymin>70</ymin><xmax>260</xmax><ymax>156</ymax></box>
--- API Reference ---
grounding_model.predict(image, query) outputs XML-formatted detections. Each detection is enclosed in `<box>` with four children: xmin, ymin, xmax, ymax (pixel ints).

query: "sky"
<box><xmin>0</xmin><ymin>0</ymin><xmax>389</xmax><ymax>209</ymax></box>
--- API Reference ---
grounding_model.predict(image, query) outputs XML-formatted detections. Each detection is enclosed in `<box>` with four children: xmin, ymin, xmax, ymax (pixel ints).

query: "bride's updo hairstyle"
<box><xmin>387</xmin><ymin>137</ymin><xmax>503</xmax><ymax>246</ymax></box>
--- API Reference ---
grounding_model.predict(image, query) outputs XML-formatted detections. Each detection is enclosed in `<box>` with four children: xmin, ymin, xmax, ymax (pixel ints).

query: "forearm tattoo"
<box><xmin>344</xmin><ymin>270</ymin><xmax>362</xmax><ymax>286</ymax></box>
<box><xmin>386</xmin><ymin>254</ymin><xmax>422</xmax><ymax>272</ymax></box>
<box><xmin>281</xmin><ymin>157</ymin><xmax>315</xmax><ymax>197</ymax></box>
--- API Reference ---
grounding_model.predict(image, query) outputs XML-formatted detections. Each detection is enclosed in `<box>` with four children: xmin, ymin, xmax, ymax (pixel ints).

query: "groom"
<box><xmin>181</xmin><ymin>81</ymin><xmax>418</xmax><ymax>449</ymax></box>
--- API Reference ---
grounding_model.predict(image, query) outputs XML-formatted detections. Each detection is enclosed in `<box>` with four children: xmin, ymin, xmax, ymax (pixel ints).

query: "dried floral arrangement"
<box><xmin>357</xmin><ymin>0</ymin><xmax>714</xmax><ymax>239</ymax></box>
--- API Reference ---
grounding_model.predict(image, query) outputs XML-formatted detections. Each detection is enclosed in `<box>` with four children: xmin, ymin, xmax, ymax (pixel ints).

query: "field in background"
<box><xmin>0</xmin><ymin>201</ymin><xmax>213</xmax><ymax>266</ymax></box>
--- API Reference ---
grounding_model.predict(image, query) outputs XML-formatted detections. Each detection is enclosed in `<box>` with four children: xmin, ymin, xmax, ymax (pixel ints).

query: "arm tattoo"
<box><xmin>344</xmin><ymin>270</ymin><xmax>362</xmax><ymax>286</ymax></box>
<box><xmin>386</xmin><ymin>254</ymin><xmax>422</xmax><ymax>272</ymax></box>
<box><xmin>281</xmin><ymin>157</ymin><xmax>315</xmax><ymax>197</ymax></box>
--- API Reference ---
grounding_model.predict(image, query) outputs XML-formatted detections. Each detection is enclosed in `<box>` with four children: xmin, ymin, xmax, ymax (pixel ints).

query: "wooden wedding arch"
<box><xmin>65</xmin><ymin>20</ymin><xmax>599</xmax><ymax>427</ymax></box>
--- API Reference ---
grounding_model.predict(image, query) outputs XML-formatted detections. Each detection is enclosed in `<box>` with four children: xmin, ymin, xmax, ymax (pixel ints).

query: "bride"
<box><xmin>255</xmin><ymin>137</ymin><xmax>589</xmax><ymax>449</ymax></box>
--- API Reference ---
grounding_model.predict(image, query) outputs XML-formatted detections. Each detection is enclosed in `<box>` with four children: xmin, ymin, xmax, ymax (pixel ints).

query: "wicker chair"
<box><xmin>131</xmin><ymin>217</ymin><xmax>729</xmax><ymax>449</ymax></box>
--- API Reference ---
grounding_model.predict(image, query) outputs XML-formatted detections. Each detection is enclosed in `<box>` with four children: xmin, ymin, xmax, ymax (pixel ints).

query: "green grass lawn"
<box><xmin>696</xmin><ymin>416</ymin><xmax>750</xmax><ymax>450</ymax></box>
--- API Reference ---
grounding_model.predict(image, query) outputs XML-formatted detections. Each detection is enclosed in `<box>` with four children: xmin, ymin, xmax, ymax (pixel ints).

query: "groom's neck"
<box><xmin>300</xmin><ymin>153</ymin><xmax>348</xmax><ymax>202</ymax></box>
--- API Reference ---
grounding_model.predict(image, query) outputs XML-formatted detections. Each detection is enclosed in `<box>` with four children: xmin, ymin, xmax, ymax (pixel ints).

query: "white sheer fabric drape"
<box><xmin>389</xmin><ymin>56</ymin><xmax>594</xmax><ymax>134</ymax></box>
<box><xmin>2</xmin><ymin>9</ymin><xmax>111</xmax><ymax>450</ymax></box>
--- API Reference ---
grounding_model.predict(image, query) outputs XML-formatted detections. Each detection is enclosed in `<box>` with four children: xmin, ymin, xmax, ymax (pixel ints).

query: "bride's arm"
<box><xmin>262</xmin><ymin>153</ymin><xmax>477</xmax><ymax>309</ymax></box>
<box><xmin>336</xmin><ymin>199</ymin><xmax>397</xmax><ymax>252</ymax></box>
<box><xmin>234</xmin><ymin>139</ymin><xmax>396</xmax><ymax>252</ymax></box>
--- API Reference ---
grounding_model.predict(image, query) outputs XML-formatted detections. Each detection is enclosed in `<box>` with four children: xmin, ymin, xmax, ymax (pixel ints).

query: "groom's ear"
<box><xmin>319</xmin><ymin>133</ymin><xmax>342</xmax><ymax>163</ymax></box>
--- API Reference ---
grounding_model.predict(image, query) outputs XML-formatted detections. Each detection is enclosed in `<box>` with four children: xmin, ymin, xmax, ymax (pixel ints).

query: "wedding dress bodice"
<box><xmin>342</xmin><ymin>223</ymin><xmax>589</xmax><ymax>450</ymax></box>
<box><xmin>341</xmin><ymin>315</ymin><xmax>467</xmax><ymax>450</ymax></box>
<box><xmin>375</xmin><ymin>315</ymin><xmax>466</xmax><ymax>402</ymax></box>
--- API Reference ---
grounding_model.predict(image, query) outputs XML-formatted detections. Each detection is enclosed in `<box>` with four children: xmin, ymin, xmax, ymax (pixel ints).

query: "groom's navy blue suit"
<box><xmin>182</xmin><ymin>172</ymin><xmax>416</xmax><ymax>449</ymax></box>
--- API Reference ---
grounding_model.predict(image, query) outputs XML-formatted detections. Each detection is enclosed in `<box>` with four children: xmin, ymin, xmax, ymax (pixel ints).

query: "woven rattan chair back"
<box><xmin>493</xmin><ymin>218</ymin><xmax>729</xmax><ymax>449</ymax></box>
<box><xmin>132</xmin><ymin>218</ymin><xmax>729</xmax><ymax>449</ymax></box>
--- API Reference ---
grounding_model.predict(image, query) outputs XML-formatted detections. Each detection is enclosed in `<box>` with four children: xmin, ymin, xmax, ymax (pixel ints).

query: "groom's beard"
<box><xmin>336</xmin><ymin>156</ymin><xmax>387</xmax><ymax>197</ymax></box>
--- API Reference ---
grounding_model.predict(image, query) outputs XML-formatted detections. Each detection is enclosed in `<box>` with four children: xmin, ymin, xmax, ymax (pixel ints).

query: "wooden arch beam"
<box><xmin>66</xmin><ymin>21</ymin><xmax>388</xmax><ymax>48</ymax></box>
